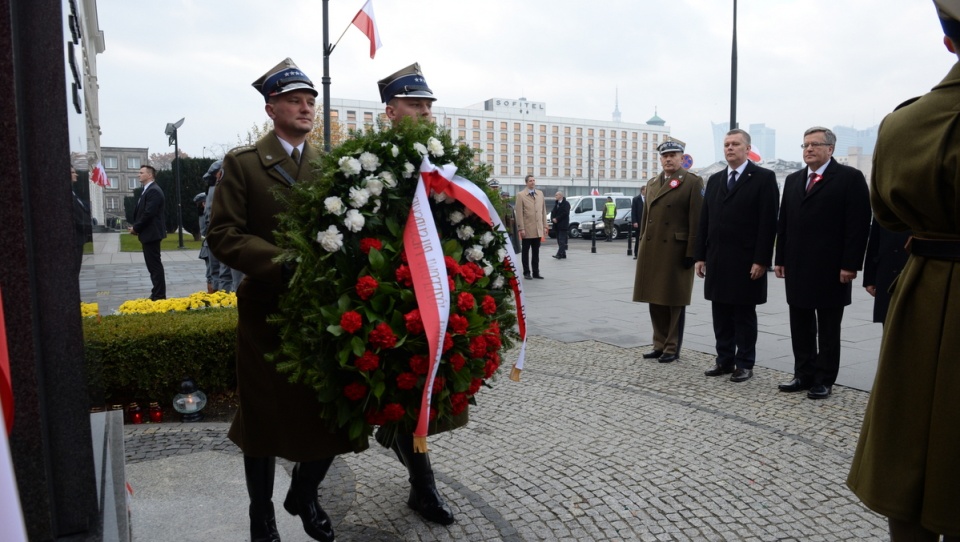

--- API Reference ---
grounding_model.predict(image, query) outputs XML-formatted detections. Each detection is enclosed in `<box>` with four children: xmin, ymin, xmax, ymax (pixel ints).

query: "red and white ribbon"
<box><xmin>403</xmin><ymin>158</ymin><xmax>529</xmax><ymax>447</ymax></box>
<box><xmin>0</xmin><ymin>286</ymin><xmax>13</xmax><ymax>435</ymax></box>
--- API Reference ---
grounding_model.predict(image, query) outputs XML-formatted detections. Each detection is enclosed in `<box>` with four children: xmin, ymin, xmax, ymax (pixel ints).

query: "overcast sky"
<box><xmin>94</xmin><ymin>0</ymin><xmax>955</xmax><ymax>166</ymax></box>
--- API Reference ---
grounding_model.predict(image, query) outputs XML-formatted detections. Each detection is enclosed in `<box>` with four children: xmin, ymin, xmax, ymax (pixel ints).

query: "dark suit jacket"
<box><xmin>775</xmin><ymin>159</ymin><xmax>871</xmax><ymax>308</ymax></box>
<box><xmin>695</xmin><ymin>162</ymin><xmax>779</xmax><ymax>305</ymax></box>
<box><xmin>862</xmin><ymin>219</ymin><xmax>911</xmax><ymax>323</ymax></box>
<box><xmin>132</xmin><ymin>182</ymin><xmax>166</xmax><ymax>243</ymax></box>
<box><xmin>552</xmin><ymin>198</ymin><xmax>570</xmax><ymax>229</ymax></box>
<box><xmin>631</xmin><ymin>194</ymin><xmax>644</xmax><ymax>237</ymax></box>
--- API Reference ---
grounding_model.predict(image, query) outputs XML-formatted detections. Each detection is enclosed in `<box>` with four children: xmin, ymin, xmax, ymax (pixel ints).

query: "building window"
<box><xmin>106</xmin><ymin>176</ymin><xmax>119</xmax><ymax>189</ymax></box>
<box><xmin>564</xmin><ymin>126</ymin><xmax>571</xmax><ymax>135</ymax></box>
<box><xmin>473</xmin><ymin>119</ymin><xmax>480</xmax><ymax>128</ymax></box>
<box><xmin>552</xmin><ymin>168</ymin><xmax>559</xmax><ymax>176</ymax></box>
<box><xmin>126</xmin><ymin>156</ymin><xmax>141</xmax><ymax>169</ymax></box>
<box><xmin>513</xmin><ymin>122</ymin><xmax>520</xmax><ymax>131</ymax></box>
<box><xmin>104</xmin><ymin>156</ymin><xmax>118</xmax><ymax>169</ymax></box>
<box><xmin>600</xmin><ymin>129</ymin><xmax>606</xmax><ymax>137</ymax></box>
<box><xmin>458</xmin><ymin>130</ymin><xmax>466</xmax><ymax>140</ymax></box>
<box><xmin>458</xmin><ymin>118</ymin><xmax>466</xmax><ymax>128</ymax></box>
<box><xmin>486</xmin><ymin>121</ymin><xmax>494</xmax><ymax>129</ymax></box>
<box><xmin>128</xmin><ymin>177</ymin><xmax>138</xmax><ymax>190</ymax></box>
<box><xmin>540</xmin><ymin>167</ymin><xmax>547</xmax><ymax>176</ymax></box>
<box><xmin>513</xmin><ymin>134</ymin><xmax>521</xmax><ymax>142</ymax></box>
<box><xmin>552</xmin><ymin>126</ymin><xmax>559</xmax><ymax>134</ymax></box>
<box><xmin>540</xmin><ymin>124</ymin><xmax>546</xmax><ymax>133</ymax></box>
<box><xmin>501</xmin><ymin>165</ymin><xmax>508</xmax><ymax>175</ymax></box>
<box><xmin>500</xmin><ymin>121</ymin><xmax>508</xmax><ymax>130</ymax></box>
<box><xmin>514</xmin><ymin>166</ymin><xmax>522</xmax><ymax>175</ymax></box>
<box><xmin>487</xmin><ymin>132</ymin><xmax>494</xmax><ymax>141</ymax></box>
<box><xmin>473</xmin><ymin>130</ymin><xmax>481</xmax><ymax>140</ymax></box>
<box><xmin>564</xmin><ymin>137</ymin><xmax>570</xmax><ymax>146</ymax></box>
<box><xmin>106</xmin><ymin>197</ymin><xmax>119</xmax><ymax>210</ymax></box>
<box><xmin>514</xmin><ymin>144</ymin><xmax>521</xmax><ymax>153</ymax></box>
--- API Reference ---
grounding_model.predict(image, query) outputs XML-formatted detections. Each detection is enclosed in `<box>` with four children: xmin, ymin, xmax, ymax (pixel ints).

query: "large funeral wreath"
<box><xmin>273</xmin><ymin>118</ymin><xmax>520</xmax><ymax>448</ymax></box>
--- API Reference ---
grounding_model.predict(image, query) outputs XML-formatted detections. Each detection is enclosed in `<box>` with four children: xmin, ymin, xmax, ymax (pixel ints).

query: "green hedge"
<box><xmin>83</xmin><ymin>308</ymin><xmax>238</xmax><ymax>405</ymax></box>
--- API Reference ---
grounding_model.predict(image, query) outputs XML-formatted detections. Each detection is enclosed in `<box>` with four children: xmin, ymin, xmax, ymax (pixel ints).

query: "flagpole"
<box><xmin>322</xmin><ymin>0</ymin><xmax>332</xmax><ymax>152</ymax></box>
<box><xmin>730</xmin><ymin>0</ymin><xmax>738</xmax><ymax>130</ymax></box>
<box><xmin>329</xmin><ymin>20</ymin><xmax>355</xmax><ymax>53</ymax></box>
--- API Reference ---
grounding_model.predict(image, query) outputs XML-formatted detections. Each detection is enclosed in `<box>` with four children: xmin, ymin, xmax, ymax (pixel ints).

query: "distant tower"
<box><xmin>646</xmin><ymin>107</ymin><xmax>665</xmax><ymax>126</ymax></box>
<box><xmin>612</xmin><ymin>89</ymin><xmax>622</xmax><ymax>123</ymax></box>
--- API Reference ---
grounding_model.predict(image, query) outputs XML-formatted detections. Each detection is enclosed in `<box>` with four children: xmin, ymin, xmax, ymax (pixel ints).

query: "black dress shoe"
<box><xmin>523</xmin><ymin>273</ymin><xmax>532</xmax><ymax>279</ymax></box>
<box><xmin>704</xmin><ymin>364</ymin><xmax>734</xmax><ymax>377</ymax></box>
<box><xmin>642</xmin><ymin>349</ymin><xmax>663</xmax><ymax>359</ymax></box>
<box><xmin>658</xmin><ymin>353</ymin><xmax>679</xmax><ymax>363</ymax></box>
<box><xmin>778</xmin><ymin>377</ymin><xmax>810</xmax><ymax>393</ymax></box>
<box><xmin>532</xmin><ymin>274</ymin><xmax>544</xmax><ymax>279</ymax></box>
<box><xmin>552</xmin><ymin>254</ymin><xmax>560</xmax><ymax>259</ymax></box>
<box><xmin>807</xmin><ymin>384</ymin><xmax>832</xmax><ymax>399</ymax></box>
<box><xmin>730</xmin><ymin>368</ymin><xmax>753</xmax><ymax>383</ymax></box>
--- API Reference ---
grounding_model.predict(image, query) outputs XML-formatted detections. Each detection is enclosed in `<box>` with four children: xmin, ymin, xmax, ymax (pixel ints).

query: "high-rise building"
<box><xmin>748</xmin><ymin>123</ymin><xmax>776</xmax><ymax>161</ymax></box>
<box><xmin>832</xmin><ymin>124</ymin><xmax>879</xmax><ymax>156</ymax></box>
<box><xmin>328</xmin><ymin>97</ymin><xmax>671</xmax><ymax>196</ymax></box>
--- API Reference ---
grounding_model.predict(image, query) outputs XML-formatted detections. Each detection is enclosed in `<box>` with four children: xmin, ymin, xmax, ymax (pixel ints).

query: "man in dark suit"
<box><xmin>551</xmin><ymin>191</ymin><xmax>570</xmax><ymax>259</ymax></box>
<box><xmin>631</xmin><ymin>186</ymin><xmax>645</xmax><ymax>259</ymax></box>
<box><xmin>862</xmin><ymin>219</ymin><xmax>911</xmax><ymax>324</ymax></box>
<box><xmin>128</xmin><ymin>164</ymin><xmax>166</xmax><ymax>300</ymax></box>
<box><xmin>774</xmin><ymin>126</ymin><xmax>871</xmax><ymax>399</ymax></box>
<box><xmin>695</xmin><ymin>129</ymin><xmax>779</xmax><ymax>383</ymax></box>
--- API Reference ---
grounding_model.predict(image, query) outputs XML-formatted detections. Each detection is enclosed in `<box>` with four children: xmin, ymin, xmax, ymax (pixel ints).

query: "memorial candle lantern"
<box><xmin>127</xmin><ymin>402</ymin><xmax>143</xmax><ymax>424</ymax></box>
<box><xmin>172</xmin><ymin>377</ymin><xmax>207</xmax><ymax>422</ymax></box>
<box><xmin>148</xmin><ymin>402</ymin><xmax>163</xmax><ymax>423</ymax></box>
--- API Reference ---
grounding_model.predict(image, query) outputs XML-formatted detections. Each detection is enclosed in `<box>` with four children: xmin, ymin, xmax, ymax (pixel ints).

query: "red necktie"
<box><xmin>805</xmin><ymin>172</ymin><xmax>820</xmax><ymax>193</ymax></box>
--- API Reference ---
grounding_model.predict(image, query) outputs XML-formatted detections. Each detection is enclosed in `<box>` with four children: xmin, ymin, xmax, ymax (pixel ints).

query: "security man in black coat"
<box><xmin>551</xmin><ymin>191</ymin><xmax>570</xmax><ymax>259</ymax></box>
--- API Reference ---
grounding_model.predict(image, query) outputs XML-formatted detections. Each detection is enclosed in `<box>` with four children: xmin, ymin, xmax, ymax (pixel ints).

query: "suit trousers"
<box><xmin>555</xmin><ymin>228</ymin><xmax>568</xmax><ymax>257</ymax></box>
<box><xmin>649</xmin><ymin>303</ymin><xmax>684</xmax><ymax>355</ymax></box>
<box><xmin>142</xmin><ymin>240</ymin><xmax>166</xmax><ymax>300</ymax></box>
<box><xmin>788</xmin><ymin>305</ymin><xmax>844</xmax><ymax>386</ymax></box>
<box><xmin>521</xmin><ymin>237</ymin><xmax>541</xmax><ymax>275</ymax></box>
<box><xmin>711</xmin><ymin>302</ymin><xmax>758</xmax><ymax>369</ymax></box>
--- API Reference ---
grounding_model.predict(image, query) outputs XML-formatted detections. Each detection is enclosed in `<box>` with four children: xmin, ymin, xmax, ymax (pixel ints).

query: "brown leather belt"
<box><xmin>908</xmin><ymin>238</ymin><xmax>960</xmax><ymax>261</ymax></box>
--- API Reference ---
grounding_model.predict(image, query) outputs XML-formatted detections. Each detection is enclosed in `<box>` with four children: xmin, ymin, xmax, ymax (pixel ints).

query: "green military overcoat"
<box><xmin>633</xmin><ymin>169</ymin><xmax>704</xmax><ymax>306</ymax></box>
<box><xmin>208</xmin><ymin>130</ymin><xmax>363</xmax><ymax>461</ymax></box>
<box><xmin>847</xmin><ymin>61</ymin><xmax>960</xmax><ymax>536</ymax></box>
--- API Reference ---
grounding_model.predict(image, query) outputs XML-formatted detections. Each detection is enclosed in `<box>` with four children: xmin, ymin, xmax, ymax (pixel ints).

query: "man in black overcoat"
<box><xmin>631</xmin><ymin>186</ymin><xmax>645</xmax><ymax>259</ymax></box>
<box><xmin>129</xmin><ymin>164</ymin><xmax>166</xmax><ymax>300</ymax></box>
<box><xmin>551</xmin><ymin>191</ymin><xmax>570</xmax><ymax>259</ymax></box>
<box><xmin>774</xmin><ymin>126</ymin><xmax>871</xmax><ymax>399</ymax></box>
<box><xmin>862</xmin><ymin>219</ymin><xmax>911</xmax><ymax>324</ymax></box>
<box><xmin>694</xmin><ymin>129</ymin><xmax>779</xmax><ymax>383</ymax></box>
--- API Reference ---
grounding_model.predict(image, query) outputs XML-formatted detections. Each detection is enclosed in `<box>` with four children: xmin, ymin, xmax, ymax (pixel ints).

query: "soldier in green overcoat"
<box><xmin>847</xmin><ymin>2</ymin><xmax>960</xmax><ymax>539</ymax></box>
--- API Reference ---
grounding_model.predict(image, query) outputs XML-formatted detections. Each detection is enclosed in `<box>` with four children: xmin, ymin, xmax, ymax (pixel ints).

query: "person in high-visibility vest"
<box><xmin>602</xmin><ymin>197</ymin><xmax>617</xmax><ymax>241</ymax></box>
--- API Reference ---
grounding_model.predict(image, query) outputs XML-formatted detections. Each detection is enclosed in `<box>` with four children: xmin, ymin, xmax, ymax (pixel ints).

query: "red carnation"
<box><xmin>485</xmin><ymin>332</ymin><xmax>502</xmax><ymax>350</ymax></box>
<box><xmin>448</xmin><ymin>277</ymin><xmax>456</xmax><ymax>292</ymax></box>
<box><xmin>396</xmin><ymin>372</ymin><xmax>419</xmax><ymax>390</ymax></box>
<box><xmin>400</xmin><ymin>250</ymin><xmax>408</xmax><ymax>264</ymax></box>
<box><xmin>382</xmin><ymin>403</ymin><xmax>405</xmax><ymax>422</ymax></box>
<box><xmin>448</xmin><ymin>314</ymin><xmax>468</xmax><ymax>335</ymax></box>
<box><xmin>432</xmin><ymin>376</ymin><xmax>446</xmax><ymax>394</ymax></box>
<box><xmin>404</xmin><ymin>309</ymin><xmax>424</xmax><ymax>334</ymax></box>
<box><xmin>449</xmin><ymin>353</ymin><xmax>467</xmax><ymax>372</ymax></box>
<box><xmin>457</xmin><ymin>292</ymin><xmax>476</xmax><ymax>312</ymax></box>
<box><xmin>369</xmin><ymin>322</ymin><xmax>397</xmax><ymax>349</ymax></box>
<box><xmin>459</xmin><ymin>264</ymin><xmax>478</xmax><ymax>284</ymax></box>
<box><xmin>450</xmin><ymin>392</ymin><xmax>469</xmax><ymax>415</ymax></box>
<box><xmin>395</xmin><ymin>264</ymin><xmax>413</xmax><ymax>287</ymax></box>
<box><xmin>355</xmin><ymin>350</ymin><xmax>380</xmax><ymax>372</ymax></box>
<box><xmin>484</xmin><ymin>359</ymin><xmax>500</xmax><ymax>378</ymax></box>
<box><xmin>359</xmin><ymin>237</ymin><xmax>383</xmax><ymax>254</ymax></box>
<box><xmin>444</xmin><ymin>255</ymin><xmax>460</xmax><ymax>275</ymax></box>
<box><xmin>410</xmin><ymin>355</ymin><xmax>429</xmax><ymax>375</ymax></box>
<box><xmin>468</xmin><ymin>378</ymin><xmax>483</xmax><ymax>395</ymax></box>
<box><xmin>481</xmin><ymin>295</ymin><xmax>497</xmax><ymax>315</ymax></box>
<box><xmin>344</xmin><ymin>382</ymin><xmax>368</xmax><ymax>401</ymax></box>
<box><xmin>487</xmin><ymin>320</ymin><xmax>501</xmax><ymax>337</ymax></box>
<box><xmin>469</xmin><ymin>335</ymin><xmax>488</xmax><ymax>358</ymax></box>
<box><xmin>356</xmin><ymin>275</ymin><xmax>379</xmax><ymax>300</ymax></box>
<box><xmin>442</xmin><ymin>333</ymin><xmax>455</xmax><ymax>353</ymax></box>
<box><xmin>340</xmin><ymin>311</ymin><xmax>363</xmax><ymax>334</ymax></box>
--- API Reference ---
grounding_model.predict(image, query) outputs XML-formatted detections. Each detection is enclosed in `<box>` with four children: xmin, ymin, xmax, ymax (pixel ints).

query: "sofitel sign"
<box><xmin>484</xmin><ymin>98</ymin><xmax>546</xmax><ymax>115</ymax></box>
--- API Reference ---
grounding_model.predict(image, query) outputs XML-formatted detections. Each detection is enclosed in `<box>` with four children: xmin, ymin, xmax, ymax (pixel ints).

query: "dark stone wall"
<box><xmin>0</xmin><ymin>0</ymin><xmax>100</xmax><ymax>539</ymax></box>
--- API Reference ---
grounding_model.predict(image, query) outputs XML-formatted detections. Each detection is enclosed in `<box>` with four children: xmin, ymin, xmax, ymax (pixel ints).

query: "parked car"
<box><xmin>548</xmin><ymin>193</ymin><xmax>632</xmax><ymax>239</ymax></box>
<box><xmin>580</xmin><ymin>211</ymin><xmax>636</xmax><ymax>240</ymax></box>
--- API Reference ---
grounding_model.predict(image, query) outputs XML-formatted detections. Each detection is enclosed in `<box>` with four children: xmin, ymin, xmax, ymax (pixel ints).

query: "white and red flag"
<box><xmin>748</xmin><ymin>148</ymin><xmax>763</xmax><ymax>163</ymax></box>
<box><xmin>351</xmin><ymin>0</ymin><xmax>382</xmax><ymax>59</ymax></box>
<box><xmin>90</xmin><ymin>161</ymin><xmax>108</xmax><ymax>188</ymax></box>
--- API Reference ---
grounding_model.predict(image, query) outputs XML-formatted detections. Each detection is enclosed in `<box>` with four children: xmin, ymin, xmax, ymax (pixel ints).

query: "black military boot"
<box><xmin>393</xmin><ymin>433</ymin><xmax>455</xmax><ymax>525</ymax></box>
<box><xmin>244</xmin><ymin>455</ymin><xmax>281</xmax><ymax>542</ymax></box>
<box><xmin>283</xmin><ymin>459</ymin><xmax>336</xmax><ymax>542</ymax></box>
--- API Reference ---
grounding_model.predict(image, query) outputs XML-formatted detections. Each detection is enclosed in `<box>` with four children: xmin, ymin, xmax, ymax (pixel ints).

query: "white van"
<box><xmin>549</xmin><ymin>193</ymin><xmax>633</xmax><ymax>238</ymax></box>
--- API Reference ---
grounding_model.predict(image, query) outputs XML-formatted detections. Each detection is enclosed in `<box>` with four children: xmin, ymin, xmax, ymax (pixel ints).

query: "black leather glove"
<box><xmin>682</xmin><ymin>257</ymin><xmax>695</xmax><ymax>269</ymax></box>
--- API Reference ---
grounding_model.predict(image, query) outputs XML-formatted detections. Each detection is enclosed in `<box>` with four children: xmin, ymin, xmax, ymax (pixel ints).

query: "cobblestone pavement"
<box><xmin>125</xmin><ymin>336</ymin><xmax>887</xmax><ymax>541</ymax></box>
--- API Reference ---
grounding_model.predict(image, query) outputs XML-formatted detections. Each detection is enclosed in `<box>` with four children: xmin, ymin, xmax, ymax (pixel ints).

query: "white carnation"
<box><xmin>390</xmin><ymin>144</ymin><xmax>400</xmax><ymax>157</ymax></box>
<box><xmin>380</xmin><ymin>171</ymin><xmax>397</xmax><ymax>188</ymax></box>
<box><xmin>448</xmin><ymin>210</ymin><xmax>465</xmax><ymax>225</ymax></box>
<box><xmin>457</xmin><ymin>225</ymin><xmax>475</xmax><ymax>240</ymax></box>
<box><xmin>450</xmin><ymin>146</ymin><xmax>459</xmax><ymax>155</ymax></box>
<box><xmin>348</xmin><ymin>186</ymin><xmax>371</xmax><ymax>208</ymax></box>
<box><xmin>427</xmin><ymin>137</ymin><xmax>444</xmax><ymax>157</ymax></box>
<box><xmin>479</xmin><ymin>231</ymin><xmax>495</xmax><ymax>247</ymax></box>
<box><xmin>413</xmin><ymin>142</ymin><xmax>428</xmax><ymax>157</ymax></box>
<box><xmin>403</xmin><ymin>162</ymin><xmax>415</xmax><ymax>179</ymax></box>
<box><xmin>343</xmin><ymin>209</ymin><xmax>365</xmax><ymax>232</ymax></box>
<box><xmin>372</xmin><ymin>199</ymin><xmax>381</xmax><ymax>213</ymax></box>
<box><xmin>481</xmin><ymin>259</ymin><xmax>494</xmax><ymax>276</ymax></box>
<box><xmin>364</xmin><ymin>176</ymin><xmax>384</xmax><ymax>196</ymax></box>
<box><xmin>316</xmin><ymin>225</ymin><xmax>343</xmax><ymax>252</ymax></box>
<box><xmin>324</xmin><ymin>196</ymin><xmax>346</xmax><ymax>216</ymax></box>
<box><xmin>464</xmin><ymin>245</ymin><xmax>484</xmax><ymax>262</ymax></box>
<box><xmin>433</xmin><ymin>190</ymin><xmax>448</xmax><ymax>203</ymax></box>
<box><xmin>496</xmin><ymin>247</ymin><xmax>507</xmax><ymax>262</ymax></box>
<box><xmin>491</xmin><ymin>275</ymin><xmax>505</xmax><ymax>289</ymax></box>
<box><xmin>338</xmin><ymin>156</ymin><xmax>361</xmax><ymax>177</ymax></box>
<box><xmin>359</xmin><ymin>151</ymin><xmax>380</xmax><ymax>172</ymax></box>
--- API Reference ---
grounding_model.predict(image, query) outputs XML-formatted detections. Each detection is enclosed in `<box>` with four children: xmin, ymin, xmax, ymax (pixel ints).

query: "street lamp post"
<box><xmin>165</xmin><ymin>117</ymin><xmax>185</xmax><ymax>248</ymax></box>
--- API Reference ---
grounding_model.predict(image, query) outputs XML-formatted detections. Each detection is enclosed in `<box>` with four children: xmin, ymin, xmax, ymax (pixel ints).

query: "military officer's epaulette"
<box><xmin>893</xmin><ymin>96</ymin><xmax>921</xmax><ymax>111</ymax></box>
<box><xmin>226</xmin><ymin>144</ymin><xmax>256</xmax><ymax>157</ymax></box>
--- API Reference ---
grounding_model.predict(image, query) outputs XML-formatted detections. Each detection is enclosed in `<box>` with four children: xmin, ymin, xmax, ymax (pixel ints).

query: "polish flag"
<box><xmin>351</xmin><ymin>0</ymin><xmax>382</xmax><ymax>59</ymax></box>
<box><xmin>748</xmin><ymin>148</ymin><xmax>763</xmax><ymax>163</ymax></box>
<box><xmin>91</xmin><ymin>161</ymin><xmax>108</xmax><ymax>188</ymax></box>
<box><xmin>591</xmin><ymin>188</ymin><xmax>600</xmax><ymax>195</ymax></box>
